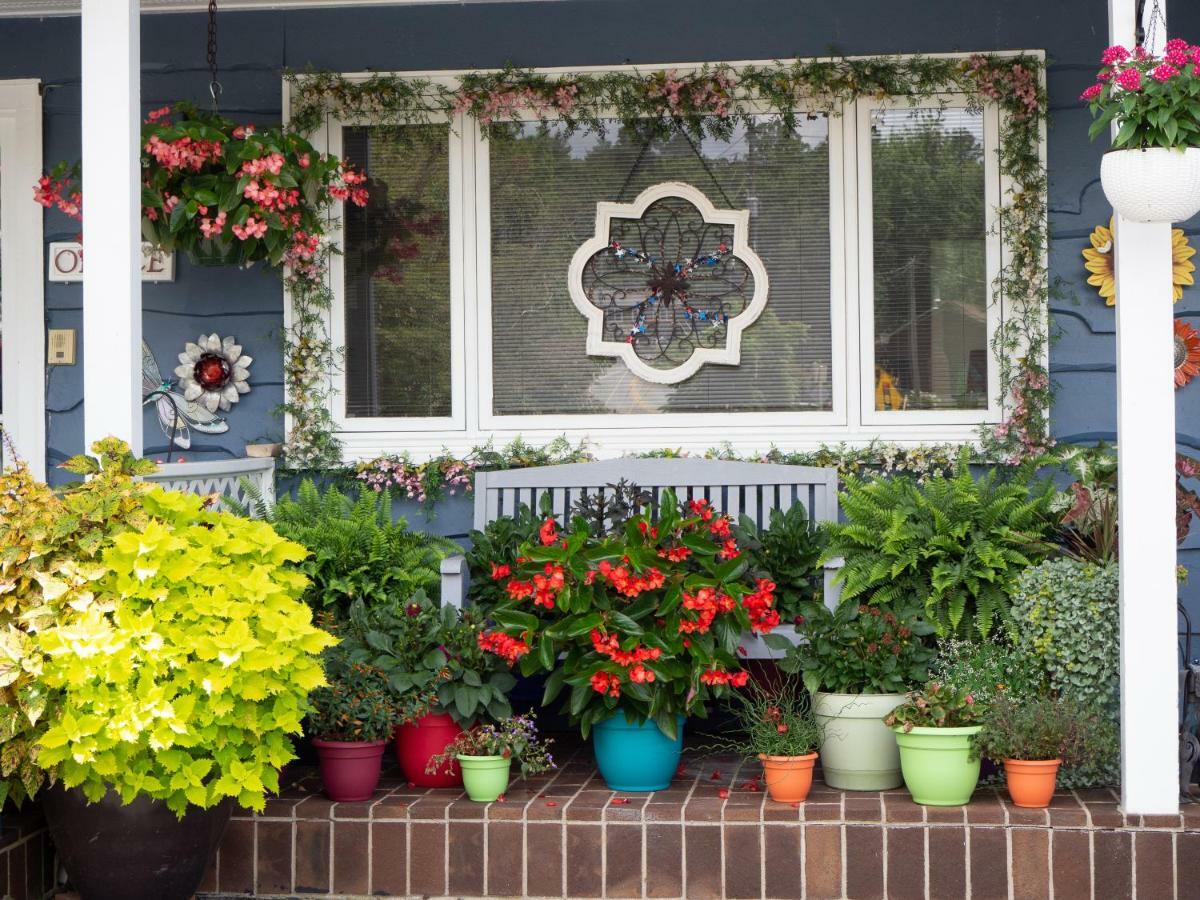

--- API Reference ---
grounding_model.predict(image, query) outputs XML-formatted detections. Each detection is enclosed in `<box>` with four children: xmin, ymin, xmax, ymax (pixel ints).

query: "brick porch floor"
<box><xmin>196</xmin><ymin>742</ymin><xmax>1200</xmax><ymax>900</ymax></box>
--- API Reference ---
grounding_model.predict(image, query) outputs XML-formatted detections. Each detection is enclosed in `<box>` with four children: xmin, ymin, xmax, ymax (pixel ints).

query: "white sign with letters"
<box><xmin>48</xmin><ymin>242</ymin><xmax>175</xmax><ymax>283</ymax></box>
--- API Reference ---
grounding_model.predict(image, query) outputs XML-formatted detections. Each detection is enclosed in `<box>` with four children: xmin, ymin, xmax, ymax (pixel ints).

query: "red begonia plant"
<box><xmin>475</xmin><ymin>489</ymin><xmax>781</xmax><ymax>739</ymax></box>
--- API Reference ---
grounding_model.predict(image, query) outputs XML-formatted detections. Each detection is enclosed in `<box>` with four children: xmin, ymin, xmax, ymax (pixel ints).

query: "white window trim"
<box><xmin>285</xmin><ymin>53</ymin><xmax>1045</xmax><ymax>463</ymax></box>
<box><xmin>854</xmin><ymin>95</ymin><xmax>1005</xmax><ymax>428</ymax></box>
<box><xmin>0</xmin><ymin>80</ymin><xmax>46</xmax><ymax>480</ymax></box>
<box><xmin>317</xmin><ymin>108</ymin><xmax>468</xmax><ymax>434</ymax></box>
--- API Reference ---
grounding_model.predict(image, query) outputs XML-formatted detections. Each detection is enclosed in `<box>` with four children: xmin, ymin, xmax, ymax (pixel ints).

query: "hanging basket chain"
<box><xmin>207</xmin><ymin>0</ymin><xmax>221</xmax><ymax>110</ymax></box>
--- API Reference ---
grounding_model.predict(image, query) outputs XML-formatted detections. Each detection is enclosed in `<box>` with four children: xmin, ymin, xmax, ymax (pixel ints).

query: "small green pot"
<box><xmin>458</xmin><ymin>755</ymin><xmax>512</xmax><ymax>803</ymax></box>
<box><xmin>893</xmin><ymin>725</ymin><xmax>982</xmax><ymax>806</ymax></box>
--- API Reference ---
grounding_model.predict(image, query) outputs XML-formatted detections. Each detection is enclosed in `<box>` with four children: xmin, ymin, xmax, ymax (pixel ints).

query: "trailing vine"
<box><xmin>284</xmin><ymin>52</ymin><xmax>1049</xmax><ymax>465</ymax></box>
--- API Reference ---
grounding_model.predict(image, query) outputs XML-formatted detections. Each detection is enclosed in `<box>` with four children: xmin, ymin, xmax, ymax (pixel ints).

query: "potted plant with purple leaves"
<box><xmin>427</xmin><ymin>714</ymin><xmax>557</xmax><ymax>802</ymax></box>
<box><xmin>1083</xmin><ymin>39</ymin><xmax>1200</xmax><ymax>222</ymax></box>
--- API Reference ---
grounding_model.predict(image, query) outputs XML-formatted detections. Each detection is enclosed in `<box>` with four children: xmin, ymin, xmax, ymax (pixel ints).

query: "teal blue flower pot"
<box><xmin>592</xmin><ymin>714</ymin><xmax>684</xmax><ymax>792</ymax></box>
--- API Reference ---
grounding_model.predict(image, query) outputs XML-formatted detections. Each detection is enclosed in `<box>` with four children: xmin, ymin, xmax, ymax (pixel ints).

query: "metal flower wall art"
<box><xmin>568</xmin><ymin>182</ymin><xmax>769</xmax><ymax>384</ymax></box>
<box><xmin>1082</xmin><ymin>217</ymin><xmax>1195</xmax><ymax>305</ymax></box>
<box><xmin>174</xmin><ymin>334</ymin><xmax>253</xmax><ymax>413</ymax></box>
<box><xmin>1177</xmin><ymin>319</ymin><xmax>1200</xmax><ymax>390</ymax></box>
<box><xmin>141</xmin><ymin>341</ymin><xmax>230</xmax><ymax>450</ymax></box>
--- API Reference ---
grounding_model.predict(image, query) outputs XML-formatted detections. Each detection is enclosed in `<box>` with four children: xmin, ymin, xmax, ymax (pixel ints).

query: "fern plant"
<box><xmin>259</xmin><ymin>480</ymin><xmax>460</xmax><ymax>613</ymax></box>
<box><xmin>825</xmin><ymin>452</ymin><xmax>1057</xmax><ymax>639</ymax></box>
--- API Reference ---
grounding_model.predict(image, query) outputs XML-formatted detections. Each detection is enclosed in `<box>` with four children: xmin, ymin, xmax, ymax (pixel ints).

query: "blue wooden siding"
<box><xmin>1</xmin><ymin>0</ymin><xmax>1197</xmax><ymax>614</ymax></box>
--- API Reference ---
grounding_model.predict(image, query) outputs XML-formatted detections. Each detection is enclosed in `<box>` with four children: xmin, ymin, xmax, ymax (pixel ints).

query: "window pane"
<box><xmin>871</xmin><ymin>107</ymin><xmax>988</xmax><ymax>411</ymax></box>
<box><xmin>342</xmin><ymin>125</ymin><xmax>452</xmax><ymax>418</ymax></box>
<box><xmin>490</xmin><ymin>116</ymin><xmax>832</xmax><ymax>416</ymax></box>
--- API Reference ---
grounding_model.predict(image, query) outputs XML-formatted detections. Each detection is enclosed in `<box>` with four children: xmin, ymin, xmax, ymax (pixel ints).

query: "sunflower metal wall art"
<box><xmin>1082</xmin><ymin>217</ymin><xmax>1195</xmax><ymax>305</ymax></box>
<box><xmin>174</xmin><ymin>334</ymin><xmax>253</xmax><ymax>413</ymax></box>
<box><xmin>1177</xmin><ymin>319</ymin><xmax>1200</xmax><ymax>390</ymax></box>
<box><xmin>567</xmin><ymin>182</ymin><xmax>769</xmax><ymax>385</ymax></box>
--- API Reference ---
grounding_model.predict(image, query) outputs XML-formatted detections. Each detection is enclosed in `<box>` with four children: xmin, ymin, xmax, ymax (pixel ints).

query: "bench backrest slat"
<box><xmin>473</xmin><ymin>458</ymin><xmax>839</xmax><ymax>531</ymax></box>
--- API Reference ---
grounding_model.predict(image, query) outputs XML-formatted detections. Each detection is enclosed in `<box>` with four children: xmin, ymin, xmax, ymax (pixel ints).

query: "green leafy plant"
<box><xmin>262</xmin><ymin>480</ymin><xmax>459</xmax><ymax>612</ymax></box>
<box><xmin>771</xmin><ymin>602</ymin><xmax>935</xmax><ymax>695</ymax></box>
<box><xmin>884</xmin><ymin>682</ymin><xmax>984</xmax><ymax>731</ymax></box>
<box><xmin>478</xmin><ymin>490</ymin><xmax>782</xmax><ymax>739</ymax></box>
<box><xmin>708</xmin><ymin>678</ymin><xmax>823</xmax><ymax>759</ymax></box>
<box><xmin>825</xmin><ymin>451</ymin><xmax>1057</xmax><ymax>638</ymax></box>
<box><xmin>928</xmin><ymin>637</ymin><xmax>1046</xmax><ymax>707</ymax></box>
<box><xmin>1083</xmin><ymin>40</ymin><xmax>1200</xmax><ymax>149</ymax></box>
<box><xmin>307</xmin><ymin>651</ymin><xmax>400</xmax><ymax>743</ymax></box>
<box><xmin>339</xmin><ymin>593</ymin><xmax>515</xmax><ymax>726</ymax></box>
<box><xmin>735</xmin><ymin>503</ymin><xmax>827</xmax><ymax>623</ymax></box>
<box><xmin>427</xmin><ymin>713</ymin><xmax>556</xmax><ymax>777</ymax></box>
<box><xmin>0</xmin><ymin>440</ymin><xmax>336</xmax><ymax>815</ymax></box>
<box><xmin>465</xmin><ymin>501</ymin><xmax>542</xmax><ymax>613</ymax></box>
<box><xmin>1009</xmin><ymin>558</ymin><xmax>1119</xmax><ymax>786</ymax></box>
<box><xmin>973</xmin><ymin>694</ymin><xmax>1117</xmax><ymax>764</ymax></box>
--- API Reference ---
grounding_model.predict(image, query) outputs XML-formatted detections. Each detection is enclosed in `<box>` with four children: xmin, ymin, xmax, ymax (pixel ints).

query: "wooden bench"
<box><xmin>440</xmin><ymin>457</ymin><xmax>843</xmax><ymax>657</ymax></box>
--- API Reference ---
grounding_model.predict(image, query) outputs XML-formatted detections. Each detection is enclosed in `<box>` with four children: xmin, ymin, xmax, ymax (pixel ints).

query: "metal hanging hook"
<box><xmin>207</xmin><ymin>0</ymin><xmax>221</xmax><ymax>111</ymax></box>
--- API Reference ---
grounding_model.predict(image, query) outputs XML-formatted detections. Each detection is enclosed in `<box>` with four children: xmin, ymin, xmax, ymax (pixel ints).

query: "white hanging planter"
<box><xmin>1100</xmin><ymin>147</ymin><xmax>1200</xmax><ymax>223</ymax></box>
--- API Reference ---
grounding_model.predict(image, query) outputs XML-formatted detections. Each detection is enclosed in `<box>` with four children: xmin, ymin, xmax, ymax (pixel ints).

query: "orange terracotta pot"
<box><xmin>758</xmin><ymin>752</ymin><xmax>818</xmax><ymax>803</ymax></box>
<box><xmin>1003</xmin><ymin>758</ymin><xmax>1062</xmax><ymax>808</ymax></box>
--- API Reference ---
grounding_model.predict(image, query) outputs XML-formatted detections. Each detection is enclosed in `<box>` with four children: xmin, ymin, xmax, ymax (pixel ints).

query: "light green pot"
<box><xmin>893</xmin><ymin>725</ymin><xmax>983</xmax><ymax>806</ymax></box>
<box><xmin>458</xmin><ymin>755</ymin><xmax>512</xmax><ymax>803</ymax></box>
<box><xmin>813</xmin><ymin>692</ymin><xmax>905</xmax><ymax>790</ymax></box>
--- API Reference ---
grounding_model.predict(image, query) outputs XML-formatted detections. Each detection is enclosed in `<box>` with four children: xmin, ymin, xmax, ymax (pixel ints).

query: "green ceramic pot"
<box><xmin>458</xmin><ymin>755</ymin><xmax>512</xmax><ymax>803</ymax></box>
<box><xmin>813</xmin><ymin>692</ymin><xmax>906</xmax><ymax>790</ymax></box>
<box><xmin>893</xmin><ymin>725</ymin><xmax>983</xmax><ymax>806</ymax></box>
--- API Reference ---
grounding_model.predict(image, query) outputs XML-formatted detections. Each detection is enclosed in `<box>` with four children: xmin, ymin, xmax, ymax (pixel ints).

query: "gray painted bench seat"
<box><xmin>440</xmin><ymin>457</ymin><xmax>843</xmax><ymax>658</ymax></box>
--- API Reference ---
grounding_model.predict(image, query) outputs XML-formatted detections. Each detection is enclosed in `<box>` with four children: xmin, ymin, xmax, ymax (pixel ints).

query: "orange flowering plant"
<box><xmin>475</xmin><ymin>489</ymin><xmax>781</xmax><ymax>739</ymax></box>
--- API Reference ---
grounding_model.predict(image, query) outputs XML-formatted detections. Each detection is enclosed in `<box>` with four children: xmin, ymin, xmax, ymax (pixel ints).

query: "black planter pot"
<box><xmin>42</xmin><ymin>784</ymin><xmax>231</xmax><ymax>900</ymax></box>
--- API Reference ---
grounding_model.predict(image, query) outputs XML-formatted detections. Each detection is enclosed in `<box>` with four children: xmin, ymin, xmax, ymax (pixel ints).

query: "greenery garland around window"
<box><xmin>282</xmin><ymin>53</ymin><xmax>1049</xmax><ymax>470</ymax></box>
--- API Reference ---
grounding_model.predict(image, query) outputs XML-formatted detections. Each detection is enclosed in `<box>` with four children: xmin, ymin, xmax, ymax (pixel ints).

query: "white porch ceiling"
<box><xmin>0</xmin><ymin>0</ymin><xmax>556</xmax><ymax>17</ymax></box>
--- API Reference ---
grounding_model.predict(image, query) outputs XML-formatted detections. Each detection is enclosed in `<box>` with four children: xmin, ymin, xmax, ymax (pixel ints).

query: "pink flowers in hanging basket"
<box><xmin>1083</xmin><ymin>38</ymin><xmax>1200</xmax><ymax>149</ymax></box>
<box><xmin>32</xmin><ymin>101</ymin><xmax>369</xmax><ymax>274</ymax></box>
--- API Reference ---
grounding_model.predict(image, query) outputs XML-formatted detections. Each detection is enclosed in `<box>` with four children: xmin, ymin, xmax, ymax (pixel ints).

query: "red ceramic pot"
<box><xmin>313</xmin><ymin>738</ymin><xmax>388</xmax><ymax>801</ymax></box>
<box><xmin>395</xmin><ymin>712</ymin><xmax>464</xmax><ymax>788</ymax></box>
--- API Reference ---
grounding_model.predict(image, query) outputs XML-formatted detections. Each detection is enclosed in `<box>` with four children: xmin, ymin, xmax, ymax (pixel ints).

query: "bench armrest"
<box><xmin>822</xmin><ymin>556</ymin><xmax>845</xmax><ymax>611</ymax></box>
<box><xmin>440</xmin><ymin>555</ymin><xmax>469</xmax><ymax>609</ymax></box>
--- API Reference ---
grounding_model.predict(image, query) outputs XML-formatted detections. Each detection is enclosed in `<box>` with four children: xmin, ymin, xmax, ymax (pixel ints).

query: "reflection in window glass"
<box><xmin>489</xmin><ymin>117</ymin><xmax>832</xmax><ymax>416</ymax></box>
<box><xmin>871</xmin><ymin>107</ymin><xmax>988</xmax><ymax>411</ymax></box>
<box><xmin>342</xmin><ymin>125</ymin><xmax>452</xmax><ymax>418</ymax></box>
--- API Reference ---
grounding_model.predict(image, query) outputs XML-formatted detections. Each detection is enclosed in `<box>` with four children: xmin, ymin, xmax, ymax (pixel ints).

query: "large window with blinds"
<box><xmin>317</xmin><ymin>77</ymin><xmax>1010</xmax><ymax>457</ymax></box>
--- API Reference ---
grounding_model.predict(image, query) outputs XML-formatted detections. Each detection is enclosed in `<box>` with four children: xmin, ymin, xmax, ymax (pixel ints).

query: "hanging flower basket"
<box><xmin>1100</xmin><ymin>147</ymin><xmax>1200</xmax><ymax>223</ymax></box>
<box><xmin>1084</xmin><ymin>40</ymin><xmax>1200</xmax><ymax>223</ymax></box>
<box><xmin>35</xmin><ymin>102</ymin><xmax>368</xmax><ymax>271</ymax></box>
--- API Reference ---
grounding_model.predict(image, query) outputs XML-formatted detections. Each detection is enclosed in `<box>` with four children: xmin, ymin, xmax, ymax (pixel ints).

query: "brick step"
<box><xmin>196</xmin><ymin>745</ymin><xmax>1200</xmax><ymax>899</ymax></box>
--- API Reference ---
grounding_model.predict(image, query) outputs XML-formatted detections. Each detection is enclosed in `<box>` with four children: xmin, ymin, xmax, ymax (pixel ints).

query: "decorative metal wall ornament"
<box><xmin>174</xmin><ymin>333</ymin><xmax>253</xmax><ymax>412</ymax></box>
<box><xmin>1176</xmin><ymin>319</ymin><xmax>1200</xmax><ymax>390</ymax></box>
<box><xmin>141</xmin><ymin>341</ymin><xmax>230</xmax><ymax>451</ymax></box>
<box><xmin>567</xmin><ymin>182</ymin><xmax>769</xmax><ymax>385</ymax></box>
<box><xmin>1082</xmin><ymin>217</ymin><xmax>1195</xmax><ymax>305</ymax></box>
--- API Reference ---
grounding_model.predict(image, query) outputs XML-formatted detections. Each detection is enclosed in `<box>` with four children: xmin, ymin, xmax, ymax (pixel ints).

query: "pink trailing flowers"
<box><xmin>1083</xmin><ymin>38</ymin><xmax>1200</xmax><ymax>149</ymax></box>
<box><xmin>32</xmin><ymin>101</ymin><xmax>368</xmax><ymax>271</ymax></box>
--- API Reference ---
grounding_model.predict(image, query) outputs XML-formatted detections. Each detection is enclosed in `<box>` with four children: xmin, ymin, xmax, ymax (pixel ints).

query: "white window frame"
<box><xmin>0</xmin><ymin>80</ymin><xmax>46</xmax><ymax>480</ymax></box>
<box><xmin>287</xmin><ymin>53</ymin><xmax>1043</xmax><ymax>462</ymax></box>
<box><xmin>854</xmin><ymin>95</ymin><xmax>1004</xmax><ymax>428</ymax></box>
<box><xmin>314</xmin><ymin>105</ymin><xmax>469</xmax><ymax>435</ymax></box>
<box><xmin>472</xmin><ymin>104</ymin><xmax>848</xmax><ymax>434</ymax></box>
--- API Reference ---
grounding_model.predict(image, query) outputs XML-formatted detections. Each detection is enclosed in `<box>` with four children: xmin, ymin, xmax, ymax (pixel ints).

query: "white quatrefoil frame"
<box><xmin>566</xmin><ymin>181</ymin><xmax>770</xmax><ymax>385</ymax></box>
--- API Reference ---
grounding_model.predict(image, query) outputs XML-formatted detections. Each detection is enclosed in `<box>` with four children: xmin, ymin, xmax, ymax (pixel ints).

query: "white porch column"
<box><xmin>81</xmin><ymin>0</ymin><xmax>142</xmax><ymax>454</ymax></box>
<box><xmin>1109</xmin><ymin>0</ymin><xmax>1180</xmax><ymax>815</ymax></box>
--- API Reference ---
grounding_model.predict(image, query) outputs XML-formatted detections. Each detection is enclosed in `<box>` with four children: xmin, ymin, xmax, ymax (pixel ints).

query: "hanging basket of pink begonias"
<box><xmin>1083</xmin><ymin>40</ymin><xmax>1200</xmax><ymax>223</ymax></box>
<box><xmin>33</xmin><ymin>101</ymin><xmax>368</xmax><ymax>270</ymax></box>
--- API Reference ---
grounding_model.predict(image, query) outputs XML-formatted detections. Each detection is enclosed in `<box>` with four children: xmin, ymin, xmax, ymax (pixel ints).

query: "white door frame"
<box><xmin>0</xmin><ymin>80</ymin><xmax>45</xmax><ymax>480</ymax></box>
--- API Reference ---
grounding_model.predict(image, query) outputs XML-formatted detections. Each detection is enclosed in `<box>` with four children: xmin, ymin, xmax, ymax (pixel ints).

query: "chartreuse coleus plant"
<box><xmin>477</xmin><ymin>489</ymin><xmax>781</xmax><ymax>739</ymax></box>
<box><xmin>0</xmin><ymin>439</ymin><xmax>335</xmax><ymax>815</ymax></box>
